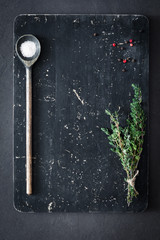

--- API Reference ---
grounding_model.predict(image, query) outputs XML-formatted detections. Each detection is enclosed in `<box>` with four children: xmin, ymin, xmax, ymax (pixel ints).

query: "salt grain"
<box><xmin>20</xmin><ymin>41</ymin><xmax>36</xmax><ymax>58</ymax></box>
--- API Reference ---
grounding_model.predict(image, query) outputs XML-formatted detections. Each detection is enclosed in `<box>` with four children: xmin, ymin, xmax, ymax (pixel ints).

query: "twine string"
<box><xmin>126</xmin><ymin>170</ymin><xmax>139</xmax><ymax>193</ymax></box>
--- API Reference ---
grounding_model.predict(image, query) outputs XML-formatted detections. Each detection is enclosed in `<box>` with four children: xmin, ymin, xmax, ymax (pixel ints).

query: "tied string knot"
<box><xmin>126</xmin><ymin>170</ymin><xmax>139</xmax><ymax>195</ymax></box>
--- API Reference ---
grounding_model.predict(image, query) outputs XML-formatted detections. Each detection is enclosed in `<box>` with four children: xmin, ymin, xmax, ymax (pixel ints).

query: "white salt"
<box><xmin>20</xmin><ymin>41</ymin><xmax>36</xmax><ymax>58</ymax></box>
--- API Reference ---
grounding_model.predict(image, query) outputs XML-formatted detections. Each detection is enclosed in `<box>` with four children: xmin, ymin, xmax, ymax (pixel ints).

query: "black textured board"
<box><xmin>14</xmin><ymin>14</ymin><xmax>149</xmax><ymax>213</ymax></box>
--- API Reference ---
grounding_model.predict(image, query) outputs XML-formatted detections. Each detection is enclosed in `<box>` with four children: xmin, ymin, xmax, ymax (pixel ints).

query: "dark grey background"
<box><xmin>0</xmin><ymin>0</ymin><xmax>159</xmax><ymax>239</ymax></box>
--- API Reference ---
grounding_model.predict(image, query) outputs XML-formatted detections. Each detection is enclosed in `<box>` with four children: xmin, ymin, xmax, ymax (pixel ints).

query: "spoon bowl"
<box><xmin>16</xmin><ymin>34</ymin><xmax>41</xmax><ymax>68</ymax></box>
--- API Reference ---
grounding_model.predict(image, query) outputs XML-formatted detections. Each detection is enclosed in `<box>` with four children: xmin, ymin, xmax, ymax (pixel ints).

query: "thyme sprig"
<box><xmin>101</xmin><ymin>84</ymin><xmax>145</xmax><ymax>206</ymax></box>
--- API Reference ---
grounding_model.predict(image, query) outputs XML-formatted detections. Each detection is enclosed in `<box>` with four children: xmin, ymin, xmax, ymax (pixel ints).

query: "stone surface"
<box><xmin>14</xmin><ymin>14</ymin><xmax>149</xmax><ymax>212</ymax></box>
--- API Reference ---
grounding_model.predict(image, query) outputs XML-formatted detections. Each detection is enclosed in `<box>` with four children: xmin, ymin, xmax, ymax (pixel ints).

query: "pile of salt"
<box><xmin>20</xmin><ymin>41</ymin><xmax>36</xmax><ymax>58</ymax></box>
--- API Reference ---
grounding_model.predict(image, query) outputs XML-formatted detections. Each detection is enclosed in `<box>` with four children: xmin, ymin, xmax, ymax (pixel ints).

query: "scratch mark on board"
<box><xmin>73</xmin><ymin>89</ymin><xmax>84</xmax><ymax>105</ymax></box>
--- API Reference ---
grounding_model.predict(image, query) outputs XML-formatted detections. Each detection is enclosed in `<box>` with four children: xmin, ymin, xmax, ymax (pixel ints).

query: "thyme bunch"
<box><xmin>101</xmin><ymin>84</ymin><xmax>145</xmax><ymax>206</ymax></box>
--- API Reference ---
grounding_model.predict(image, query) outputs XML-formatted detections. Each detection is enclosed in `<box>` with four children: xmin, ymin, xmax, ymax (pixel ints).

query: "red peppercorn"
<box><xmin>112</xmin><ymin>43</ymin><xmax>116</xmax><ymax>47</ymax></box>
<box><xmin>129</xmin><ymin>39</ymin><xmax>133</xmax><ymax>43</ymax></box>
<box><xmin>123</xmin><ymin>59</ymin><xmax>127</xmax><ymax>63</ymax></box>
<box><xmin>130</xmin><ymin>43</ymin><xmax>133</xmax><ymax>47</ymax></box>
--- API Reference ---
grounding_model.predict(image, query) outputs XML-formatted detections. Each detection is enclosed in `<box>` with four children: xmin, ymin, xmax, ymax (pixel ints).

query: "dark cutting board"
<box><xmin>14</xmin><ymin>14</ymin><xmax>149</xmax><ymax>213</ymax></box>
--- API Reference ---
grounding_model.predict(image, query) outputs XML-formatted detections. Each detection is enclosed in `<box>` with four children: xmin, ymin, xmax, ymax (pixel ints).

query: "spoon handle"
<box><xmin>26</xmin><ymin>67</ymin><xmax>32</xmax><ymax>195</ymax></box>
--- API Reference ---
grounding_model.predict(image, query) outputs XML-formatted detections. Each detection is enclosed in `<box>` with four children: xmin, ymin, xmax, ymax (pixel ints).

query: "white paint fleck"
<box><xmin>16</xmin><ymin>156</ymin><xmax>25</xmax><ymax>159</ymax></box>
<box><xmin>73</xmin><ymin>125</ymin><xmax>79</xmax><ymax>131</ymax></box>
<box><xmin>65</xmin><ymin>149</ymin><xmax>70</xmax><ymax>153</ymax></box>
<box><xmin>73</xmin><ymin>18</ymin><xmax>79</xmax><ymax>23</ymax></box>
<box><xmin>48</xmin><ymin>160</ymin><xmax>54</xmax><ymax>171</ymax></box>
<box><xmin>73</xmin><ymin>89</ymin><xmax>84</xmax><ymax>105</ymax></box>
<box><xmin>77</xmin><ymin>112</ymin><xmax>82</xmax><ymax>120</ymax></box>
<box><xmin>44</xmin><ymin>96</ymin><xmax>55</xmax><ymax>102</ymax></box>
<box><xmin>34</xmin><ymin>16</ymin><xmax>40</xmax><ymax>22</ymax></box>
<box><xmin>45</xmin><ymin>16</ymin><xmax>47</xmax><ymax>23</ymax></box>
<box><xmin>57</xmin><ymin>160</ymin><xmax>66</xmax><ymax>169</ymax></box>
<box><xmin>48</xmin><ymin>201</ymin><xmax>56</xmax><ymax>212</ymax></box>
